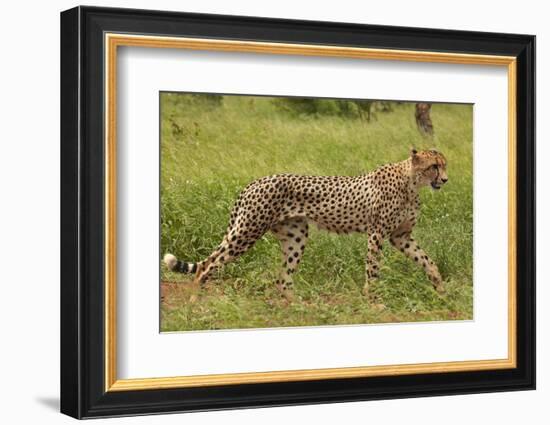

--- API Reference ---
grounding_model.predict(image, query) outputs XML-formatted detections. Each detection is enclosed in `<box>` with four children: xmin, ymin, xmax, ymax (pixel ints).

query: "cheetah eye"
<box><xmin>431</xmin><ymin>164</ymin><xmax>438</xmax><ymax>170</ymax></box>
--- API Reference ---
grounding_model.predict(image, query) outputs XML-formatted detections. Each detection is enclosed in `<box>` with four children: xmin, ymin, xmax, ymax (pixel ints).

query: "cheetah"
<box><xmin>164</xmin><ymin>149</ymin><xmax>448</xmax><ymax>301</ymax></box>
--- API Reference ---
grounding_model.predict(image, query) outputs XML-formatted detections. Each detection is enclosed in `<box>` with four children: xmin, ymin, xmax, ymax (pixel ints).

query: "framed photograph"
<box><xmin>60</xmin><ymin>6</ymin><xmax>535</xmax><ymax>419</ymax></box>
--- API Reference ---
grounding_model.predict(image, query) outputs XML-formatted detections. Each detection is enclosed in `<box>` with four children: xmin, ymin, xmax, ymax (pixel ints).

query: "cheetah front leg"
<box><xmin>390</xmin><ymin>230</ymin><xmax>444</xmax><ymax>293</ymax></box>
<box><xmin>363</xmin><ymin>232</ymin><xmax>383</xmax><ymax>297</ymax></box>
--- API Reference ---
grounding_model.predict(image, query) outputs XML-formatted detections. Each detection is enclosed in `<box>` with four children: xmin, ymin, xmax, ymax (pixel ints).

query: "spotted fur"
<box><xmin>164</xmin><ymin>149</ymin><xmax>448</xmax><ymax>300</ymax></box>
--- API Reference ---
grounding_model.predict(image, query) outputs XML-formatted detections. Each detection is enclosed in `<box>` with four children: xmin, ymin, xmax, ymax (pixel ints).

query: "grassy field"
<box><xmin>160</xmin><ymin>93</ymin><xmax>473</xmax><ymax>332</ymax></box>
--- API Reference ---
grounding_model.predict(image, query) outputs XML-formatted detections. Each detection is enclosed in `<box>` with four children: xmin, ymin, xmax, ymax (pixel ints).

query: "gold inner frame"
<box><xmin>104</xmin><ymin>33</ymin><xmax>517</xmax><ymax>392</ymax></box>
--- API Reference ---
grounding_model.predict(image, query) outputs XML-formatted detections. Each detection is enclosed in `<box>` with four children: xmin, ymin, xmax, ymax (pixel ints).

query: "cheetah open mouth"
<box><xmin>431</xmin><ymin>182</ymin><xmax>442</xmax><ymax>190</ymax></box>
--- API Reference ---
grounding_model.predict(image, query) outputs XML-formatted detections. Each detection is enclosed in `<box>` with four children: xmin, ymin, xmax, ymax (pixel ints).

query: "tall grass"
<box><xmin>160</xmin><ymin>94</ymin><xmax>473</xmax><ymax>332</ymax></box>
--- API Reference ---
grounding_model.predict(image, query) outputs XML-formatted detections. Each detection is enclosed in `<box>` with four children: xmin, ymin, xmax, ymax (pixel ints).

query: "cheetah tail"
<box><xmin>163</xmin><ymin>253</ymin><xmax>198</xmax><ymax>274</ymax></box>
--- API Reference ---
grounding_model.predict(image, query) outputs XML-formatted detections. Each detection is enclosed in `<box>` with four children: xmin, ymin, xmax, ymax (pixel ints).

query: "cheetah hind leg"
<box><xmin>271</xmin><ymin>218</ymin><xmax>309</xmax><ymax>302</ymax></box>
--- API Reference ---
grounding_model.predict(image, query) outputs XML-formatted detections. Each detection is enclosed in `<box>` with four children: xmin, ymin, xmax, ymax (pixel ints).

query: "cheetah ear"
<box><xmin>410</xmin><ymin>148</ymin><xmax>421</xmax><ymax>166</ymax></box>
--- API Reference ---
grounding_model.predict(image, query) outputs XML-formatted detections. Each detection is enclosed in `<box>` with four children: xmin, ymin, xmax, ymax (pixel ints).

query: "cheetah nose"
<box><xmin>441</xmin><ymin>178</ymin><xmax>448</xmax><ymax>183</ymax></box>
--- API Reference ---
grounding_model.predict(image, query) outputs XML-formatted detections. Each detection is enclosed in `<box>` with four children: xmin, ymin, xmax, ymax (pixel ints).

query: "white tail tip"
<box><xmin>163</xmin><ymin>253</ymin><xmax>178</xmax><ymax>270</ymax></box>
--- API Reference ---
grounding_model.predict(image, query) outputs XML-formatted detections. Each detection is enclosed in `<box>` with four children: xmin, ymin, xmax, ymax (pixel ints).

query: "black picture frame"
<box><xmin>61</xmin><ymin>5</ymin><xmax>535</xmax><ymax>419</ymax></box>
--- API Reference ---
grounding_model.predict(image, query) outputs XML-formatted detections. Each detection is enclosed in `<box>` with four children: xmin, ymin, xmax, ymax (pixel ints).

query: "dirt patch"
<box><xmin>161</xmin><ymin>280</ymin><xmax>197</xmax><ymax>309</ymax></box>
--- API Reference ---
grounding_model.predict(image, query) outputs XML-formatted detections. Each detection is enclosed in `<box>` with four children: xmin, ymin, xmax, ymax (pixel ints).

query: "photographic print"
<box><xmin>61</xmin><ymin>8</ymin><xmax>535</xmax><ymax>417</ymax></box>
<box><xmin>160</xmin><ymin>93</ymin><xmax>473</xmax><ymax>332</ymax></box>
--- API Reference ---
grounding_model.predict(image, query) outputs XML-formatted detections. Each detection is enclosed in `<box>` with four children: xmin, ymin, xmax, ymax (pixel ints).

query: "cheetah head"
<box><xmin>410</xmin><ymin>149</ymin><xmax>448</xmax><ymax>190</ymax></box>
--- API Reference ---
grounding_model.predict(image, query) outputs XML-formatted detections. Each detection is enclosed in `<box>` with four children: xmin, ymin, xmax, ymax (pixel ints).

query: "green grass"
<box><xmin>160</xmin><ymin>94</ymin><xmax>473</xmax><ymax>332</ymax></box>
